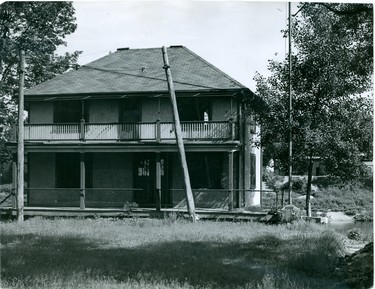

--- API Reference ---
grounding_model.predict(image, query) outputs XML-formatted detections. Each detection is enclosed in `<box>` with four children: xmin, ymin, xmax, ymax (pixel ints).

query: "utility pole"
<box><xmin>162</xmin><ymin>46</ymin><xmax>196</xmax><ymax>222</ymax></box>
<box><xmin>17</xmin><ymin>50</ymin><xmax>25</xmax><ymax>222</ymax></box>
<box><xmin>288</xmin><ymin>2</ymin><xmax>293</xmax><ymax>205</ymax></box>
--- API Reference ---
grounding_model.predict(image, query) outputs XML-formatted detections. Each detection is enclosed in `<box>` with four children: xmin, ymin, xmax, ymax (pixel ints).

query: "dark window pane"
<box><xmin>54</xmin><ymin>101</ymin><xmax>82</xmax><ymax>123</ymax></box>
<box><xmin>56</xmin><ymin>153</ymin><xmax>80</xmax><ymax>188</ymax></box>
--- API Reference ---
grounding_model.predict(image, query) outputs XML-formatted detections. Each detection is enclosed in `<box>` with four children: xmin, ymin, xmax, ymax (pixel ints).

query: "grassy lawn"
<box><xmin>0</xmin><ymin>217</ymin><xmax>354</xmax><ymax>289</ymax></box>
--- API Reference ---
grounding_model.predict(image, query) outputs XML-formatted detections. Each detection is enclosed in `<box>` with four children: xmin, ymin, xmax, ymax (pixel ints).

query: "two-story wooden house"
<box><xmin>8</xmin><ymin>46</ymin><xmax>261</xmax><ymax>211</ymax></box>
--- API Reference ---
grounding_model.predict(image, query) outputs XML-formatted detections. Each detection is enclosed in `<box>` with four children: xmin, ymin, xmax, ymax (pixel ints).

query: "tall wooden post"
<box><xmin>288</xmin><ymin>2</ymin><xmax>293</xmax><ymax>205</ymax></box>
<box><xmin>17</xmin><ymin>50</ymin><xmax>25</xmax><ymax>222</ymax></box>
<box><xmin>156</xmin><ymin>153</ymin><xmax>161</xmax><ymax>211</ymax></box>
<box><xmin>12</xmin><ymin>155</ymin><xmax>17</xmax><ymax>209</ymax></box>
<box><xmin>228</xmin><ymin>151</ymin><xmax>234</xmax><ymax>211</ymax></box>
<box><xmin>80</xmin><ymin>153</ymin><xmax>85</xmax><ymax>209</ymax></box>
<box><xmin>244</xmin><ymin>114</ymin><xmax>252</xmax><ymax>206</ymax></box>
<box><xmin>162</xmin><ymin>46</ymin><xmax>196</xmax><ymax>222</ymax></box>
<box><xmin>238</xmin><ymin>103</ymin><xmax>244</xmax><ymax>207</ymax></box>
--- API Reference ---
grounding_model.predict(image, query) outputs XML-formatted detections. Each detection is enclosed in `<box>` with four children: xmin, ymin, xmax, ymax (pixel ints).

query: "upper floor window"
<box><xmin>54</xmin><ymin>100</ymin><xmax>88</xmax><ymax>123</ymax></box>
<box><xmin>120</xmin><ymin>99</ymin><xmax>140</xmax><ymax>123</ymax></box>
<box><xmin>178</xmin><ymin>98</ymin><xmax>211</xmax><ymax>121</ymax></box>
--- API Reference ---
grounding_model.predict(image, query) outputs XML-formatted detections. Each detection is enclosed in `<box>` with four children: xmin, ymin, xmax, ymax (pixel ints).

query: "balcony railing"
<box><xmin>15</xmin><ymin>121</ymin><xmax>238</xmax><ymax>142</ymax></box>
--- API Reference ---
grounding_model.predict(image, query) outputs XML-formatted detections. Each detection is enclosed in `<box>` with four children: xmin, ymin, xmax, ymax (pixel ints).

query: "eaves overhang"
<box><xmin>24</xmin><ymin>88</ymin><xmax>251</xmax><ymax>102</ymax></box>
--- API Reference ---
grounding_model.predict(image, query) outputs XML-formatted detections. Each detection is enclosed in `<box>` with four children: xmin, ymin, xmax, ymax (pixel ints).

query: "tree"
<box><xmin>0</xmin><ymin>2</ymin><xmax>81</xmax><ymax>182</ymax></box>
<box><xmin>253</xmin><ymin>3</ymin><xmax>373</xmax><ymax>216</ymax></box>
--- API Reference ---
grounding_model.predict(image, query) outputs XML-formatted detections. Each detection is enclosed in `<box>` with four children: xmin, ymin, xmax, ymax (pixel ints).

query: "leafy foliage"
<box><xmin>253</xmin><ymin>3</ymin><xmax>373</xmax><ymax>215</ymax></box>
<box><xmin>0</xmin><ymin>2</ymin><xmax>81</xmax><ymax>181</ymax></box>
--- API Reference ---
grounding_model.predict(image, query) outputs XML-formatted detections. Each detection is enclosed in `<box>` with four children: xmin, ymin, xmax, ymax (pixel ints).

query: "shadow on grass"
<box><xmin>0</xmin><ymin>232</ymin><xmax>349</xmax><ymax>289</ymax></box>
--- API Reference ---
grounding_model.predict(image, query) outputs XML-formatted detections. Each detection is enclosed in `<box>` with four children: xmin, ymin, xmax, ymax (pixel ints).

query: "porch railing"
<box><xmin>19</xmin><ymin>188</ymin><xmax>276</xmax><ymax>211</ymax></box>
<box><xmin>25</xmin><ymin>123</ymin><xmax>80</xmax><ymax>140</ymax></box>
<box><xmin>15</xmin><ymin>121</ymin><xmax>238</xmax><ymax>142</ymax></box>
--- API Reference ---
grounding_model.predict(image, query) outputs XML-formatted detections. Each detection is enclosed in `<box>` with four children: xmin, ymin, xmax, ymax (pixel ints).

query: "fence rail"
<box><xmin>13</xmin><ymin>121</ymin><xmax>238</xmax><ymax>142</ymax></box>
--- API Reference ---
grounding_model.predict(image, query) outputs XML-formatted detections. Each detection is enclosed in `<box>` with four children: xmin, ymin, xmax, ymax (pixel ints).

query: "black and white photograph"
<box><xmin>0</xmin><ymin>1</ymin><xmax>373</xmax><ymax>288</ymax></box>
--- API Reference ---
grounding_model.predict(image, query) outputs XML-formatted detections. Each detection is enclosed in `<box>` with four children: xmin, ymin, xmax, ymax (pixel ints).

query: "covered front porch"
<box><xmin>13</xmin><ymin>149</ymin><xmax>258</xmax><ymax>211</ymax></box>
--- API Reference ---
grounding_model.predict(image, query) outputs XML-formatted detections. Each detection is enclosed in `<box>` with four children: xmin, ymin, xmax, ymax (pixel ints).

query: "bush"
<box><xmin>347</xmin><ymin>228</ymin><xmax>364</xmax><ymax>241</ymax></box>
<box><xmin>289</xmin><ymin>229</ymin><xmax>345</xmax><ymax>276</ymax></box>
<box><xmin>263</xmin><ymin>170</ymin><xmax>284</xmax><ymax>190</ymax></box>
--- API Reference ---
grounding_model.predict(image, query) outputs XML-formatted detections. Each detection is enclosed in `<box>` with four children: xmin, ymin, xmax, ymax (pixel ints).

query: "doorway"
<box><xmin>133</xmin><ymin>153</ymin><xmax>171</xmax><ymax>207</ymax></box>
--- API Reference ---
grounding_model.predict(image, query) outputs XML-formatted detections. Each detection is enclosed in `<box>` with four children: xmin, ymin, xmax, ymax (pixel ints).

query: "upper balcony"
<box><xmin>11</xmin><ymin>120</ymin><xmax>239</xmax><ymax>143</ymax></box>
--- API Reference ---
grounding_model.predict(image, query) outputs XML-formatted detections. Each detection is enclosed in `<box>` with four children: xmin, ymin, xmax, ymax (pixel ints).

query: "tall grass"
<box><xmin>1</xmin><ymin>218</ymin><xmax>348</xmax><ymax>289</ymax></box>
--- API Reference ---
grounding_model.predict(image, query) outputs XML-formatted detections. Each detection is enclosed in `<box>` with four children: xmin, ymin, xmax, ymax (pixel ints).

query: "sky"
<box><xmin>57</xmin><ymin>1</ymin><xmax>300</xmax><ymax>92</ymax></box>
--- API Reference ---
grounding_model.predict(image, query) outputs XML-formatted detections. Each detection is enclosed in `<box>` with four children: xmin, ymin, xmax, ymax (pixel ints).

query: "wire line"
<box><xmin>82</xmin><ymin>64</ymin><xmax>231</xmax><ymax>91</ymax></box>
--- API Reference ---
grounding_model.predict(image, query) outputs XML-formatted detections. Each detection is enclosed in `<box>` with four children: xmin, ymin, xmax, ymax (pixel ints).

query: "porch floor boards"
<box><xmin>0</xmin><ymin>206</ymin><xmax>268</xmax><ymax>221</ymax></box>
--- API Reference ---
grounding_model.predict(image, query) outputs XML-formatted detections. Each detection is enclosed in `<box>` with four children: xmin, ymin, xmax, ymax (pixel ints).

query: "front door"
<box><xmin>134</xmin><ymin>154</ymin><xmax>155</xmax><ymax>206</ymax></box>
<box><xmin>134</xmin><ymin>153</ymin><xmax>171</xmax><ymax>207</ymax></box>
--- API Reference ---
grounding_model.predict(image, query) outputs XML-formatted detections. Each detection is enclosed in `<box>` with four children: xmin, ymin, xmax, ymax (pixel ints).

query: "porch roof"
<box><xmin>25</xmin><ymin>46</ymin><xmax>251</xmax><ymax>98</ymax></box>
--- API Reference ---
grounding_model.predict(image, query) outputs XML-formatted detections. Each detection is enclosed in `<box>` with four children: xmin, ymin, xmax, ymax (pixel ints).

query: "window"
<box><xmin>55</xmin><ymin>153</ymin><xmax>80</xmax><ymax>188</ymax></box>
<box><xmin>250</xmin><ymin>153</ymin><xmax>256</xmax><ymax>189</ymax></box>
<box><xmin>249</xmin><ymin>113</ymin><xmax>256</xmax><ymax>134</ymax></box>
<box><xmin>137</xmin><ymin>159</ymin><xmax>150</xmax><ymax>176</ymax></box>
<box><xmin>177</xmin><ymin>98</ymin><xmax>211</xmax><ymax>121</ymax></box>
<box><xmin>187</xmin><ymin>153</ymin><xmax>223</xmax><ymax>189</ymax></box>
<box><xmin>120</xmin><ymin>99</ymin><xmax>140</xmax><ymax>123</ymax></box>
<box><xmin>54</xmin><ymin>101</ymin><xmax>88</xmax><ymax>123</ymax></box>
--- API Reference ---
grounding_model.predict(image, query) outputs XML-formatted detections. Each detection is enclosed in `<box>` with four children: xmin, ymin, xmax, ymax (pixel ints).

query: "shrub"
<box><xmin>347</xmin><ymin>228</ymin><xmax>364</xmax><ymax>241</ymax></box>
<box><xmin>289</xmin><ymin>229</ymin><xmax>345</xmax><ymax>276</ymax></box>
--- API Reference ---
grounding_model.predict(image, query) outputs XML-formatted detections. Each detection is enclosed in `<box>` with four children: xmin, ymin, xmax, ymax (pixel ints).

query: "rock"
<box><xmin>338</xmin><ymin>242</ymin><xmax>373</xmax><ymax>289</ymax></box>
<box><xmin>280</xmin><ymin>205</ymin><xmax>301</xmax><ymax>222</ymax></box>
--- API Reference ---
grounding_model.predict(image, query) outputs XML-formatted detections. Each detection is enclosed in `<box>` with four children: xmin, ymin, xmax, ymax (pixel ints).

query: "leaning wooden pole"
<box><xmin>162</xmin><ymin>46</ymin><xmax>196</xmax><ymax>222</ymax></box>
<box><xmin>17</xmin><ymin>50</ymin><xmax>25</xmax><ymax>222</ymax></box>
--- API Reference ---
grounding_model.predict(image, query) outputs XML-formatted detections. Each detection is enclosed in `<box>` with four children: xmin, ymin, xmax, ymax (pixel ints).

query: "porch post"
<box><xmin>12</xmin><ymin>154</ymin><xmax>17</xmax><ymax>209</ymax></box>
<box><xmin>155</xmin><ymin>152</ymin><xmax>161</xmax><ymax>211</ymax></box>
<box><xmin>228</xmin><ymin>151</ymin><xmax>234</xmax><ymax>211</ymax></box>
<box><xmin>80</xmin><ymin>153</ymin><xmax>85</xmax><ymax>209</ymax></box>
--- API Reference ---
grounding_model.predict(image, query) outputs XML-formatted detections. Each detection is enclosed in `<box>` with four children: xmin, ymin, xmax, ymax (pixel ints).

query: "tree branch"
<box><xmin>319</xmin><ymin>3</ymin><xmax>372</xmax><ymax>15</ymax></box>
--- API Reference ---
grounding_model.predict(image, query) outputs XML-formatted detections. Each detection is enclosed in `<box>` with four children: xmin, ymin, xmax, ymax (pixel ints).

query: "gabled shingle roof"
<box><xmin>25</xmin><ymin>46</ymin><xmax>248</xmax><ymax>97</ymax></box>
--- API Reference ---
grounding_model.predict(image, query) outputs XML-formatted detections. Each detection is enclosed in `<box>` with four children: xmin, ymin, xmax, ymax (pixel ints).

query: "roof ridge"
<box><xmin>83</xmin><ymin>47</ymin><xmax>163</xmax><ymax>66</ymax></box>
<box><xmin>180</xmin><ymin>46</ymin><xmax>246</xmax><ymax>88</ymax></box>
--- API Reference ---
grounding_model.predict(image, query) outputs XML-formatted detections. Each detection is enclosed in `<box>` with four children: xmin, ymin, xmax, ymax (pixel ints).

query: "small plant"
<box><xmin>347</xmin><ymin>228</ymin><xmax>364</xmax><ymax>241</ymax></box>
<box><xmin>122</xmin><ymin>201</ymin><xmax>138</xmax><ymax>214</ymax></box>
<box><xmin>344</xmin><ymin>208</ymin><xmax>357</xmax><ymax>216</ymax></box>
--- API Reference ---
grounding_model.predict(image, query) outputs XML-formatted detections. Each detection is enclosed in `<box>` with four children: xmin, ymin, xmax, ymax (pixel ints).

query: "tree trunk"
<box><xmin>306</xmin><ymin>151</ymin><xmax>314</xmax><ymax>217</ymax></box>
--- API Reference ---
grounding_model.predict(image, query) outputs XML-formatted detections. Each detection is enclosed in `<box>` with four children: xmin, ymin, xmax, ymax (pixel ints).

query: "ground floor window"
<box><xmin>250</xmin><ymin>153</ymin><xmax>256</xmax><ymax>189</ymax></box>
<box><xmin>187</xmin><ymin>153</ymin><xmax>224</xmax><ymax>189</ymax></box>
<box><xmin>55</xmin><ymin>153</ymin><xmax>80</xmax><ymax>188</ymax></box>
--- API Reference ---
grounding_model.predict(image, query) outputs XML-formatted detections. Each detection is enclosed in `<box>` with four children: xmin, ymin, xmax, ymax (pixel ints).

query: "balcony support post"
<box><xmin>229</xmin><ymin>117</ymin><xmax>235</xmax><ymax>140</ymax></box>
<box><xmin>228</xmin><ymin>150</ymin><xmax>234</xmax><ymax>211</ymax></box>
<box><xmin>80</xmin><ymin>153</ymin><xmax>85</xmax><ymax>209</ymax></box>
<box><xmin>156</xmin><ymin>119</ymin><xmax>161</xmax><ymax>142</ymax></box>
<box><xmin>155</xmin><ymin>152</ymin><xmax>161</xmax><ymax>211</ymax></box>
<box><xmin>80</xmin><ymin>119</ymin><xmax>85</xmax><ymax>141</ymax></box>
